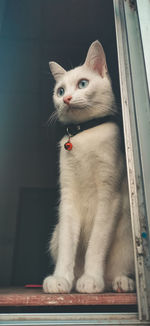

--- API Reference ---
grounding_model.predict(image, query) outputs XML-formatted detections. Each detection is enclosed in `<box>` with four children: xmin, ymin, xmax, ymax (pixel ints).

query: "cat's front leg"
<box><xmin>43</xmin><ymin>196</ymin><xmax>80</xmax><ymax>293</ymax></box>
<box><xmin>76</xmin><ymin>192</ymin><xmax>121</xmax><ymax>293</ymax></box>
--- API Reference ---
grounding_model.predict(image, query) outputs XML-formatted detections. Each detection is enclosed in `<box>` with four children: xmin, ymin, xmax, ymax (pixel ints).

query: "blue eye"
<box><xmin>57</xmin><ymin>87</ymin><xmax>65</xmax><ymax>97</ymax></box>
<box><xmin>78</xmin><ymin>79</ymin><xmax>89</xmax><ymax>89</ymax></box>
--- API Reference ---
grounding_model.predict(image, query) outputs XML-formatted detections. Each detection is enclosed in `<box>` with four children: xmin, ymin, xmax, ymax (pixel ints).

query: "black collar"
<box><xmin>65</xmin><ymin>115</ymin><xmax>119</xmax><ymax>137</ymax></box>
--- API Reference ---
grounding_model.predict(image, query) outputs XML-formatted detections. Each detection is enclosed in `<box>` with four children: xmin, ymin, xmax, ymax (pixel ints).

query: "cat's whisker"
<box><xmin>47</xmin><ymin>110</ymin><xmax>58</xmax><ymax>126</ymax></box>
<box><xmin>91</xmin><ymin>100</ymin><xmax>118</xmax><ymax>114</ymax></box>
<box><xmin>70</xmin><ymin>99</ymin><xmax>91</xmax><ymax>110</ymax></box>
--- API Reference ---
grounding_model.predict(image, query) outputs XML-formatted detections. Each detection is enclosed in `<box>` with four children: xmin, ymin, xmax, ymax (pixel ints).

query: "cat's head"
<box><xmin>49</xmin><ymin>41</ymin><xmax>117</xmax><ymax>124</ymax></box>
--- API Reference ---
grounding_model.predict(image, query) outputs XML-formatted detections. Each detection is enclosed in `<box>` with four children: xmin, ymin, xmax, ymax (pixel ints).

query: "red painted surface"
<box><xmin>0</xmin><ymin>288</ymin><xmax>137</xmax><ymax>307</ymax></box>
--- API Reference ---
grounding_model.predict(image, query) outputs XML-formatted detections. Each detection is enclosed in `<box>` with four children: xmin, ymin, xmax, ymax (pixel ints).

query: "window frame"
<box><xmin>114</xmin><ymin>0</ymin><xmax>150</xmax><ymax>321</ymax></box>
<box><xmin>1</xmin><ymin>0</ymin><xmax>150</xmax><ymax>324</ymax></box>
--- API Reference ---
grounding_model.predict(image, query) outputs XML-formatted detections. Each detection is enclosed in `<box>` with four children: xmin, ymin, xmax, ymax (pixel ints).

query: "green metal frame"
<box><xmin>0</xmin><ymin>312</ymin><xmax>149</xmax><ymax>325</ymax></box>
<box><xmin>114</xmin><ymin>0</ymin><xmax>150</xmax><ymax>321</ymax></box>
<box><xmin>0</xmin><ymin>0</ymin><xmax>150</xmax><ymax>324</ymax></box>
<box><xmin>136</xmin><ymin>0</ymin><xmax>150</xmax><ymax>98</ymax></box>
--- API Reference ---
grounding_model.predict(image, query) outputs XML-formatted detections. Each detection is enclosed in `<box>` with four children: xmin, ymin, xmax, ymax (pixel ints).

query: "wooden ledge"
<box><xmin>0</xmin><ymin>288</ymin><xmax>137</xmax><ymax>307</ymax></box>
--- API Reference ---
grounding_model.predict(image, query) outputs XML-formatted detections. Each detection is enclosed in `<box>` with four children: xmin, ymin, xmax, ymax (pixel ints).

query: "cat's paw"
<box><xmin>112</xmin><ymin>275</ymin><xmax>135</xmax><ymax>293</ymax></box>
<box><xmin>43</xmin><ymin>275</ymin><xmax>72</xmax><ymax>293</ymax></box>
<box><xmin>76</xmin><ymin>274</ymin><xmax>105</xmax><ymax>293</ymax></box>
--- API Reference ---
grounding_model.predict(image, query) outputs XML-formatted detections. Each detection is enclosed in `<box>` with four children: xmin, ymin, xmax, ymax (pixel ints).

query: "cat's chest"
<box><xmin>61</xmin><ymin>126</ymin><xmax>101</xmax><ymax>162</ymax></box>
<box><xmin>60</xmin><ymin>123</ymin><xmax>119</xmax><ymax>176</ymax></box>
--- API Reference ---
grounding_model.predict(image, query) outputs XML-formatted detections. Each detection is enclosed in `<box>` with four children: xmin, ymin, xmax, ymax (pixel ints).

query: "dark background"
<box><xmin>0</xmin><ymin>0</ymin><xmax>120</xmax><ymax>285</ymax></box>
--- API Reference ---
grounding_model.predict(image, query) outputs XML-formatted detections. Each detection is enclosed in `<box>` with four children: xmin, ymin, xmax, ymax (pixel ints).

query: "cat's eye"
<box><xmin>57</xmin><ymin>87</ymin><xmax>65</xmax><ymax>97</ymax></box>
<box><xmin>78</xmin><ymin>79</ymin><xmax>89</xmax><ymax>89</ymax></box>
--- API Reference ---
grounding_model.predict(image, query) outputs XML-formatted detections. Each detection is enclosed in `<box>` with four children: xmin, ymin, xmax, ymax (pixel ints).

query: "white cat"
<box><xmin>43</xmin><ymin>41</ymin><xmax>135</xmax><ymax>293</ymax></box>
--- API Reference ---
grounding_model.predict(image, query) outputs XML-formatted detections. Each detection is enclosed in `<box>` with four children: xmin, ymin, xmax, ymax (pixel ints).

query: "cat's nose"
<box><xmin>63</xmin><ymin>95</ymin><xmax>72</xmax><ymax>105</ymax></box>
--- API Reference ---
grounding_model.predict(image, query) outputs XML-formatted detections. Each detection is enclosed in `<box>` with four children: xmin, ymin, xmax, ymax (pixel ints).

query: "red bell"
<box><xmin>64</xmin><ymin>141</ymin><xmax>73</xmax><ymax>151</ymax></box>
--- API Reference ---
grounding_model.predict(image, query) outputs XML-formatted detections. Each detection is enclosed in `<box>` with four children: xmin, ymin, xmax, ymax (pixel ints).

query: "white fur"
<box><xmin>43</xmin><ymin>41</ymin><xmax>135</xmax><ymax>293</ymax></box>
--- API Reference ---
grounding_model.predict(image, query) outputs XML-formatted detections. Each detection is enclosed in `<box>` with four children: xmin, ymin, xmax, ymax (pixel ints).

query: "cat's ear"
<box><xmin>84</xmin><ymin>40</ymin><xmax>107</xmax><ymax>77</ymax></box>
<box><xmin>49</xmin><ymin>61</ymin><xmax>66</xmax><ymax>81</ymax></box>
